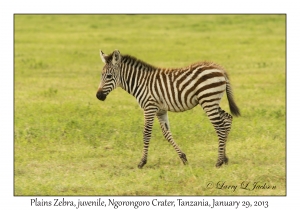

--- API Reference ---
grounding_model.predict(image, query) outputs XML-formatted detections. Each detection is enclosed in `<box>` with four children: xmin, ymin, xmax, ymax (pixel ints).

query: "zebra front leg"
<box><xmin>138</xmin><ymin>109</ymin><xmax>156</xmax><ymax>169</ymax></box>
<box><xmin>156</xmin><ymin>110</ymin><xmax>188</xmax><ymax>165</ymax></box>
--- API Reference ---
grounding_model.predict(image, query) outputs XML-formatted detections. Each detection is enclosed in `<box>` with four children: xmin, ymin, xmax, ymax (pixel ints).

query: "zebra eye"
<box><xmin>107</xmin><ymin>74</ymin><xmax>112</xmax><ymax>79</ymax></box>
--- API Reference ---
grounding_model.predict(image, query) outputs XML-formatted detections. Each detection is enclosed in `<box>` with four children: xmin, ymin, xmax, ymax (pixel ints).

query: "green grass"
<box><xmin>14</xmin><ymin>14</ymin><xmax>285</xmax><ymax>195</ymax></box>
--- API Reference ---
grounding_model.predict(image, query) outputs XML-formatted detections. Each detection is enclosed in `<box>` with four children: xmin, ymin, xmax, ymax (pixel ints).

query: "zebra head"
<box><xmin>96</xmin><ymin>49</ymin><xmax>122</xmax><ymax>101</ymax></box>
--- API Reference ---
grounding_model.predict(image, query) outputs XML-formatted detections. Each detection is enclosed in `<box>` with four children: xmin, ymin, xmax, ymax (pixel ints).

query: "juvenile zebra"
<box><xmin>96</xmin><ymin>49</ymin><xmax>240</xmax><ymax>168</ymax></box>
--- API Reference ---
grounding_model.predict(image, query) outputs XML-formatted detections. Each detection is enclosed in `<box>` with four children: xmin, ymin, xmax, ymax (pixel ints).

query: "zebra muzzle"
<box><xmin>96</xmin><ymin>91</ymin><xmax>107</xmax><ymax>101</ymax></box>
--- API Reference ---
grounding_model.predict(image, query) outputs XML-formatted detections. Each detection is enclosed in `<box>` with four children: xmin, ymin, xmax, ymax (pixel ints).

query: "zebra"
<box><xmin>96</xmin><ymin>49</ymin><xmax>240</xmax><ymax>169</ymax></box>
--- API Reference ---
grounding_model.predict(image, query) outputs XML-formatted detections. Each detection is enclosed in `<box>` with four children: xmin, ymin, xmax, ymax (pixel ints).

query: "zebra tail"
<box><xmin>225</xmin><ymin>73</ymin><xmax>241</xmax><ymax>117</ymax></box>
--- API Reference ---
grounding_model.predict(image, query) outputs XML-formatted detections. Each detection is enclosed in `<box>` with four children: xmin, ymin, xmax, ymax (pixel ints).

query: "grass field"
<box><xmin>14</xmin><ymin>15</ymin><xmax>286</xmax><ymax>195</ymax></box>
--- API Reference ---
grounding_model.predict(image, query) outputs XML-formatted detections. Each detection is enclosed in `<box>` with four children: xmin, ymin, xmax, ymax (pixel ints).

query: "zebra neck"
<box><xmin>119</xmin><ymin>62</ymin><xmax>155</xmax><ymax>99</ymax></box>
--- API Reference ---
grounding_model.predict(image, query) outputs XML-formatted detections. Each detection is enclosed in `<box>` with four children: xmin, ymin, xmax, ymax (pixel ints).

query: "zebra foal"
<box><xmin>96</xmin><ymin>49</ymin><xmax>240</xmax><ymax>168</ymax></box>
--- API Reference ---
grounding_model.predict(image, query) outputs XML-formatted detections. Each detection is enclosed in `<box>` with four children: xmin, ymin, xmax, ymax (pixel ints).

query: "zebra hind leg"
<box><xmin>204</xmin><ymin>106</ymin><xmax>229</xmax><ymax>168</ymax></box>
<box><xmin>219</xmin><ymin>108</ymin><xmax>233</xmax><ymax>165</ymax></box>
<box><xmin>219</xmin><ymin>107</ymin><xmax>233</xmax><ymax>138</ymax></box>
<box><xmin>156</xmin><ymin>110</ymin><xmax>188</xmax><ymax>165</ymax></box>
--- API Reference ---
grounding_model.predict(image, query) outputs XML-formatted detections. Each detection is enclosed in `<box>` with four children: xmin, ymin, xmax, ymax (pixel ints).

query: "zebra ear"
<box><xmin>112</xmin><ymin>49</ymin><xmax>121</xmax><ymax>65</ymax></box>
<box><xmin>100</xmin><ymin>50</ymin><xmax>108</xmax><ymax>63</ymax></box>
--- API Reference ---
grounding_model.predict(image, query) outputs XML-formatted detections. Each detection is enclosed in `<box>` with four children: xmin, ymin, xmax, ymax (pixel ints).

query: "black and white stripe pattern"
<box><xmin>96</xmin><ymin>50</ymin><xmax>240</xmax><ymax>168</ymax></box>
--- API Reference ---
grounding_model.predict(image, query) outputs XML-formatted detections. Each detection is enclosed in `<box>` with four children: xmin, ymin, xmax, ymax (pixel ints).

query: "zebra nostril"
<box><xmin>96</xmin><ymin>91</ymin><xmax>106</xmax><ymax>101</ymax></box>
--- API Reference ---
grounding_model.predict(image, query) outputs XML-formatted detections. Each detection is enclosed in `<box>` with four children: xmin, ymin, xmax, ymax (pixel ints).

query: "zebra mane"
<box><xmin>107</xmin><ymin>52</ymin><xmax>225</xmax><ymax>72</ymax></box>
<box><xmin>121</xmin><ymin>54</ymin><xmax>157</xmax><ymax>70</ymax></box>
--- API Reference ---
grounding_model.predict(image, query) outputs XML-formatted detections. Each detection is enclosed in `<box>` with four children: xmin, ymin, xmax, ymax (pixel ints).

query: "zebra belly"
<box><xmin>155</xmin><ymin>93</ymin><xmax>199</xmax><ymax>112</ymax></box>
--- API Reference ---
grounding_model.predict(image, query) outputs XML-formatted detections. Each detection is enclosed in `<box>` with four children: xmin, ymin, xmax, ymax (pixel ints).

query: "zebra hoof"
<box><xmin>215</xmin><ymin>157</ymin><xmax>228</xmax><ymax>168</ymax></box>
<box><xmin>180</xmin><ymin>153</ymin><xmax>188</xmax><ymax>165</ymax></box>
<box><xmin>138</xmin><ymin>160</ymin><xmax>147</xmax><ymax>169</ymax></box>
<box><xmin>215</xmin><ymin>161</ymin><xmax>224</xmax><ymax>168</ymax></box>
